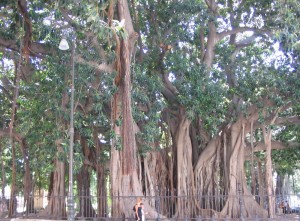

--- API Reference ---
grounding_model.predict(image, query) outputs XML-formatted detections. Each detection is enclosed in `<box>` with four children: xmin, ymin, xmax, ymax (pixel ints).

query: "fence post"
<box><xmin>212</xmin><ymin>214</ymin><xmax>217</xmax><ymax>221</ymax></box>
<box><xmin>196</xmin><ymin>215</ymin><xmax>202</xmax><ymax>221</ymax></box>
<box><xmin>155</xmin><ymin>185</ymin><xmax>161</xmax><ymax>221</ymax></box>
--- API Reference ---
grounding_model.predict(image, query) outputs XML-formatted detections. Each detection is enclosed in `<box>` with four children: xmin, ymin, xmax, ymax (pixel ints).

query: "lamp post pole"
<box><xmin>59</xmin><ymin>36</ymin><xmax>75</xmax><ymax>221</ymax></box>
<box><xmin>68</xmin><ymin>39</ymin><xmax>75</xmax><ymax>221</ymax></box>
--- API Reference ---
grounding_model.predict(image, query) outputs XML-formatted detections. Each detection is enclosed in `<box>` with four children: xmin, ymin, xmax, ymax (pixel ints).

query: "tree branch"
<box><xmin>0</xmin><ymin>38</ymin><xmax>54</xmax><ymax>58</ymax></box>
<box><xmin>275</xmin><ymin>116</ymin><xmax>300</xmax><ymax>125</ymax></box>
<box><xmin>202</xmin><ymin>21</ymin><xmax>217</xmax><ymax>67</ymax></box>
<box><xmin>205</xmin><ymin>0</ymin><xmax>218</xmax><ymax>15</ymax></box>
<box><xmin>17</xmin><ymin>0</ymin><xmax>32</xmax><ymax>61</ymax></box>
<box><xmin>0</xmin><ymin>128</ymin><xmax>24</xmax><ymax>142</ymax></box>
<box><xmin>199</xmin><ymin>27</ymin><xmax>205</xmax><ymax>61</ymax></box>
<box><xmin>244</xmin><ymin>140</ymin><xmax>299</xmax><ymax>157</ymax></box>
<box><xmin>217</xmin><ymin>27</ymin><xmax>272</xmax><ymax>42</ymax></box>
<box><xmin>74</xmin><ymin>55</ymin><xmax>114</xmax><ymax>73</ymax></box>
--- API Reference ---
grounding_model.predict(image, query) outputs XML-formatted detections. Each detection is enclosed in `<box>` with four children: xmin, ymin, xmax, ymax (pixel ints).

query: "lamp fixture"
<box><xmin>59</xmin><ymin>38</ymin><xmax>70</xmax><ymax>50</ymax></box>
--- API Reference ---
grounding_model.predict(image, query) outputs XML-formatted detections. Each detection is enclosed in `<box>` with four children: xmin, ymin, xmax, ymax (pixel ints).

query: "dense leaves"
<box><xmin>0</xmin><ymin>0</ymin><xmax>300</xmax><ymax>218</ymax></box>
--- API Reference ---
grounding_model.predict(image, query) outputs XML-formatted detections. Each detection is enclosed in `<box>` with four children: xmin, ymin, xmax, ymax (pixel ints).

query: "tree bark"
<box><xmin>110</xmin><ymin>0</ymin><xmax>141</xmax><ymax>218</ymax></box>
<box><xmin>174</xmin><ymin>109</ymin><xmax>194</xmax><ymax>217</ymax></box>
<box><xmin>194</xmin><ymin>118</ymin><xmax>268</xmax><ymax>219</ymax></box>
<box><xmin>262</xmin><ymin>126</ymin><xmax>275</xmax><ymax>218</ymax></box>
<box><xmin>93</xmin><ymin>128</ymin><xmax>108</xmax><ymax>218</ymax></box>
<box><xmin>77</xmin><ymin>165</ymin><xmax>96</xmax><ymax>218</ymax></box>
<box><xmin>39</xmin><ymin>140</ymin><xmax>66</xmax><ymax>218</ymax></box>
<box><xmin>0</xmin><ymin>143</ymin><xmax>5</xmax><ymax>198</ymax></box>
<box><xmin>219</xmin><ymin>122</ymin><xmax>266</xmax><ymax>218</ymax></box>
<box><xmin>8</xmin><ymin>142</ymin><xmax>16</xmax><ymax>217</ymax></box>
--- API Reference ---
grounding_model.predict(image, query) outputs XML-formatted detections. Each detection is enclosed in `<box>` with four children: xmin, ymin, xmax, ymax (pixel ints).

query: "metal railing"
<box><xmin>0</xmin><ymin>193</ymin><xmax>299</xmax><ymax>220</ymax></box>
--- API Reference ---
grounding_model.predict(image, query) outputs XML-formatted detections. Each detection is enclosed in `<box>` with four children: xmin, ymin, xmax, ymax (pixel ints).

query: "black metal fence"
<box><xmin>0</xmin><ymin>193</ymin><xmax>299</xmax><ymax>220</ymax></box>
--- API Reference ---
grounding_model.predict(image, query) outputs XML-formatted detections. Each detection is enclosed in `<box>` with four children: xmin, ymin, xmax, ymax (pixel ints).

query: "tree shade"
<box><xmin>0</xmin><ymin>0</ymin><xmax>300</xmax><ymax>219</ymax></box>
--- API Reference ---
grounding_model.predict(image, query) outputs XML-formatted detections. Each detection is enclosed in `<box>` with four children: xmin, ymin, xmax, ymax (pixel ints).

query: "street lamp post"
<box><xmin>59</xmin><ymin>36</ymin><xmax>75</xmax><ymax>221</ymax></box>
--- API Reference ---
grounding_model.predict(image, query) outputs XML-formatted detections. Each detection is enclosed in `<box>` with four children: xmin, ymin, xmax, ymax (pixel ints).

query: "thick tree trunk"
<box><xmin>93</xmin><ymin>129</ymin><xmax>108</xmax><ymax>218</ymax></box>
<box><xmin>143</xmin><ymin>151</ymin><xmax>170</xmax><ymax>215</ymax></box>
<box><xmin>257</xmin><ymin>161</ymin><xmax>264</xmax><ymax>207</ymax></box>
<box><xmin>219</xmin><ymin>122</ymin><xmax>267</xmax><ymax>218</ymax></box>
<box><xmin>19</xmin><ymin>139</ymin><xmax>33</xmax><ymax>214</ymax></box>
<box><xmin>77</xmin><ymin>136</ymin><xmax>97</xmax><ymax>217</ymax></box>
<box><xmin>194</xmin><ymin>119</ymin><xmax>268</xmax><ymax>219</ymax></box>
<box><xmin>275</xmin><ymin>172</ymin><xmax>284</xmax><ymax>214</ymax></box>
<box><xmin>263</xmin><ymin>126</ymin><xmax>275</xmax><ymax>218</ymax></box>
<box><xmin>275</xmin><ymin>173</ymin><xmax>284</xmax><ymax>196</ymax></box>
<box><xmin>96</xmin><ymin>163</ymin><xmax>107</xmax><ymax>217</ymax></box>
<box><xmin>174</xmin><ymin>110</ymin><xmax>194</xmax><ymax>217</ymax></box>
<box><xmin>77</xmin><ymin>166</ymin><xmax>96</xmax><ymax>218</ymax></box>
<box><xmin>110</xmin><ymin>0</ymin><xmax>141</xmax><ymax>218</ymax></box>
<box><xmin>39</xmin><ymin>140</ymin><xmax>66</xmax><ymax>218</ymax></box>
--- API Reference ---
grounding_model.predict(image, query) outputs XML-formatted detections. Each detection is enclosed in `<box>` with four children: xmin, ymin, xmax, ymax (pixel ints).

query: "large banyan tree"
<box><xmin>0</xmin><ymin>0</ymin><xmax>300</xmax><ymax>219</ymax></box>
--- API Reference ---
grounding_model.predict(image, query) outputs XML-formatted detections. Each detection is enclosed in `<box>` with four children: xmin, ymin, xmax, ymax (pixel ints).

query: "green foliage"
<box><xmin>274</xmin><ymin>0</ymin><xmax>300</xmax><ymax>52</ymax></box>
<box><xmin>273</xmin><ymin>148</ymin><xmax>300</xmax><ymax>175</ymax></box>
<box><xmin>132</xmin><ymin>65</ymin><xmax>165</xmax><ymax>153</ymax></box>
<box><xmin>270</xmin><ymin>122</ymin><xmax>300</xmax><ymax>176</ymax></box>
